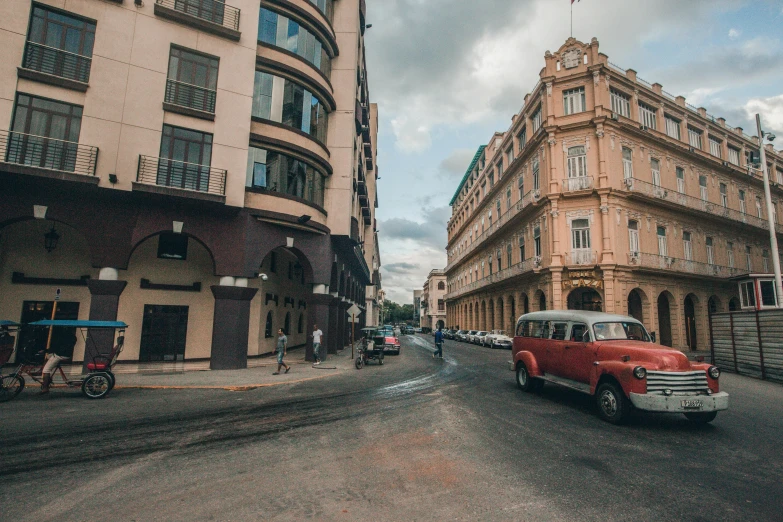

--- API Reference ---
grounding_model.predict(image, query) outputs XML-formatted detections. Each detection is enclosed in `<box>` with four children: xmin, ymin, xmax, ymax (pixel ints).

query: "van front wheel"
<box><xmin>596</xmin><ymin>382</ymin><xmax>629</xmax><ymax>424</ymax></box>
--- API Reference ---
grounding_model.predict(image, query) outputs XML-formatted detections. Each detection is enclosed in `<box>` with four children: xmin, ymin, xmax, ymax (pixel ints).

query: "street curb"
<box><xmin>114</xmin><ymin>372</ymin><xmax>339</xmax><ymax>391</ymax></box>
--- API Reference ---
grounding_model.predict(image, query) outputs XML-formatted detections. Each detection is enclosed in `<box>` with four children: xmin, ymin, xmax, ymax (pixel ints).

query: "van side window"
<box><xmin>570</xmin><ymin>323</ymin><xmax>587</xmax><ymax>341</ymax></box>
<box><xmin>529</xmin><ymin>321</ymin><xmax>547</xmax><ymax>338</ymax></box>
<box><xmin>551</xmin><ymin>322</ymin><xmax>568</xmax><ymax>340</ymax></box>
<box><xmin>516</xmin><ymin>321</ymin><xmax>529</xmax><ymax>337</ymax></box>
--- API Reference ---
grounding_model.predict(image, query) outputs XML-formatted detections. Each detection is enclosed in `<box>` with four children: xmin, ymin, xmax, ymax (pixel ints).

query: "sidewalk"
<box><xmin>64</xmin><ymin>347</ymin><xmax>359</xmax><ymax>391</ymax></box>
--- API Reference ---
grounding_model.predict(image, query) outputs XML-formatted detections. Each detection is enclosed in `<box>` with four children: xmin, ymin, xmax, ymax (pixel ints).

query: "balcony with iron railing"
<box><xmin>163</xmin><ymin>79</ymin><xmax>217</xmax><ymax>120</ymax></box>
<box><xmin>628</xmin><ymin>252</ymin><xmax>750</xmax><ymax>279</ymax></box>
<box><xmin>154</xmin><ymin>0</ymin><xmax>241</xmax><ymax>41</ymax></box>
<box><xmin>562</xmin><ymin>176</ymin><xmax>594</xmax><ymax>192</ymax></box>
<box><xmin>446</xmin><ymin>189</ymin><xmax>541</xmax><ymax>272</ymax></box>
<box><xmin>623</xmin><ymin>177</ymin><xmax>783</xmax><ymax>234</ymax></box>
<box><xmin>445</xmin><ymin>258</ymin><xmax>536</xmax><ymax>301</ymax></box>
<box><xmin>565</xmin><ymin>249</ymin><xmax>597</xmax><ymax>266</ymax></box>
<box><xmin>19</xmin><ymin>41</ymin><xmax>91</xmax><ymax>91</ymax></box>
<box><xmin>135</xmin><ymin>155</ymin><xmax>226</xmax><ymax>202</ymax></box>
<box><xmin>0</xmin><ymin>129</ymin><xmax>98</xmax><ymax>183</ymax></box>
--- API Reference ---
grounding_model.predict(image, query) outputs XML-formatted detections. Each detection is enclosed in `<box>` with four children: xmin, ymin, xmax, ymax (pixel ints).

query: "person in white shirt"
<box><xmin>311</xmin><ymin>324</ymin><xmax>324</xmax><ymax>365</ymax></box>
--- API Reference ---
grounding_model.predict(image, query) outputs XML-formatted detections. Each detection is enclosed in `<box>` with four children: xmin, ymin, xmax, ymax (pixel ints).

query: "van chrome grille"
<box><xmin>646</xmin><ymin>370</ymin><xmax>708</xmax><ymax>395</ymax></box>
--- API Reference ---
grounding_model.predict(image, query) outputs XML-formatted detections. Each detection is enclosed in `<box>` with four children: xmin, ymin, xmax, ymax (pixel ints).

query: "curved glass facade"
<box><xmin>258</xmin><ymin>7</ymin><xmax>331</xmax><ymax>78</ymax></box>
<box><xmin>246</xmin><ymin>146</ymin><xmax>326</xmax><ymax>208</ymax></box>
<box><xmin>252</xmin><ymin>71</ymin><xmax>328</xmax><ymax>143</ymax></box>
<box><xmin>308</xmin><ymin>0</ymin><xmax>333</xmax><ymax>21</ymax></box>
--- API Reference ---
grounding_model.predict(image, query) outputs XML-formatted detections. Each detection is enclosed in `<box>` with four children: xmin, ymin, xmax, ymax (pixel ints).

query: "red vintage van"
<box><xmin>510</xmin><ymin>310</ymin><xmax>728</xmax><ymax>424</ymax></box>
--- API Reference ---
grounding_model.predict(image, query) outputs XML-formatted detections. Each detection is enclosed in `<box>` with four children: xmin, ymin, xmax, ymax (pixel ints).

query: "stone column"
<box><xmin>209</xmin><ymin>284</ymin><xmax>258</xmax><ymax>370</ymax></box>
<box><xmin>603</xmin><ymin>268</ymin><xmax>616</xmax><ymax>313</ymax></box>
<box><xmin>327</xmin><ymin>295</ymin><xmax>340</xmax><ymax>354</ymax></box>
<box><xmin>84</xmin><ymin>268</ymin><xmax>127</xmax><ymax>372</ymax></box>
<box><xmin>306</xmin><ymin>291</ymin><xmax>332</xmax><ymax>362</ymax></box>
<box><xmin>599</xmin><ymin>199</ymin><xmax>614</xmax><ymax>263</ymax></box>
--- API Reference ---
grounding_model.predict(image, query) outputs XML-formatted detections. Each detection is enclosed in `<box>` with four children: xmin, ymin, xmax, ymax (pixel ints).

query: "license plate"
<box><xmin>681</xmin><ymin>399</ymin><xmax>703</xmax><ymax>409</ymax></box>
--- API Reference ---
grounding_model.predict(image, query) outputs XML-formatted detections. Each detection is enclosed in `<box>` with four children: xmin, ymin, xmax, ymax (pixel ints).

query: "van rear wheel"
<box><xmin>516</xmin><ymin>362</ymin><xmax>542</xmax><ymax>392</ymax></box>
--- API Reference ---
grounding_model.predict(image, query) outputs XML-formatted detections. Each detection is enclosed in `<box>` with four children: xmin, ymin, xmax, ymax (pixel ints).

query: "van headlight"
<box><xmin>708</xmin><ymin>366</ymin><xmax>720</xmax><ymax>379</ymax></box>
<box><xmin>633</xmin><ymin>366</ymin><xmax>647</xmax><ymax>379</ymax></box>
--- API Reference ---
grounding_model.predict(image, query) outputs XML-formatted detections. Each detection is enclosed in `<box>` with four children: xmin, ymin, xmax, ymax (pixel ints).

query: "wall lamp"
<box><xmin>44</xmin><ymin>226</ymin><xmax>60</xmax><ymax>253</ymax></box>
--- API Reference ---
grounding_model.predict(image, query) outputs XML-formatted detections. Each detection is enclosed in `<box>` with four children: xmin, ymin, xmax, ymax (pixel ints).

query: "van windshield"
<box><xmin>592</xmin><ymin>322</ymin><xmax>650</xmax><ymax>342</ymax></box>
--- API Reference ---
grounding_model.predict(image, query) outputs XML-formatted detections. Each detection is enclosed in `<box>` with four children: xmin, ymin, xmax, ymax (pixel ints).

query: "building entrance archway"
<box><xmin>684</xmin><ymin>294</ymin><xmax>698</xmax><ymax>350</ymax></box>
<box><xmin>567</xmin><ymin>288</ymin><xmax>602</xmax><ymax>311</ymax></box>
<box><xmin>657</xmin><ymin>292</ymin><xmax>673</xmax><ymax>347</ymax></box>
<box><xmin>628</xmin><ymin>289</ymin><xmax>644</xmax><ymax>322</ymax></box>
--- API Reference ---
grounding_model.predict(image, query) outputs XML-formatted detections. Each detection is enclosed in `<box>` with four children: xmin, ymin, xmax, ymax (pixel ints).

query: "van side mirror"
<box><xmin>582</xmin><ymin>331</ymin><xmax>591</xmax><ymax>343</ymax></box>
<box><xmin>650</xmin><ymin>331</ymin><xmax>656</xmax><ymax>343</ymax></box>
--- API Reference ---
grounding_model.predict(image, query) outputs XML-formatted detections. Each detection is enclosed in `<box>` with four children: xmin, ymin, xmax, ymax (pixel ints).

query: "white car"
<box><xmin>474</xmin><ymin>331</ymin><xmax>488</xmax><ymax>345</ymax></box>
<box><xmin>466</xmin><ymin>330</ymin><xmax>478</xmax><ymax>343</ymax></box>
<box><xmin>484</xmin><ymin>330</ymin><xmax>513</xmax><ymax>349</ymax></box>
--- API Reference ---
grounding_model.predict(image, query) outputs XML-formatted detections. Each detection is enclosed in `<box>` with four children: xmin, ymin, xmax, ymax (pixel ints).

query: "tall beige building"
<box><xmin>420</xmin><ymin>269</ymin><xmax>446</xmax><ymax>331</ymax></box>
<box><xmin>0</xmin><ymin>0</ymin><xmax>380</xmax><ymax>369</ymax></box>
<box><xmin>445</xmin><ymin>37</ymin><xmax>782</xmax><ymax>351</ymax></box>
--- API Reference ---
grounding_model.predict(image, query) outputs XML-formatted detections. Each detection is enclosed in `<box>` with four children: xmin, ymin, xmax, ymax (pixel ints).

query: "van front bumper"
<box><xmin>629</xmin><ymin>392</ymin><xmax>729</xmax><ymax>413</ymax></box>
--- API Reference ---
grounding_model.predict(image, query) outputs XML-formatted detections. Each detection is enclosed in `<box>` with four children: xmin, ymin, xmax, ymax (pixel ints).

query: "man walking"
<box><xmin>433</xmin><ymin>326</ymin><xmax>444</xmax><ymax>359</ymax></box>
<box><xmin>311</xmin><ymin>324</ymin><xmax>324</xmax><ymax>365</ymax></box>
<box><xmin>273</xmin><ymin>328</ymin><xmax>290</xmax><ymax>375</ymax></box>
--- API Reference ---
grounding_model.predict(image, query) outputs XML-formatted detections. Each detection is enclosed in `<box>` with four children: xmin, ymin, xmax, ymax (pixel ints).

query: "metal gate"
<box><xmin>710</xmin><ymin>309</ymin><xmax>783</xmax><ymax>383</ymax></box>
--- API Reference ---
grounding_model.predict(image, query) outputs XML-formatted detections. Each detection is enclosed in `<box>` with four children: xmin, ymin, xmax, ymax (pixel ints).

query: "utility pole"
<box><xmin>756</xmin><ymin>114</ymin><xmax>783</xmax><ymax>306</ymax></box>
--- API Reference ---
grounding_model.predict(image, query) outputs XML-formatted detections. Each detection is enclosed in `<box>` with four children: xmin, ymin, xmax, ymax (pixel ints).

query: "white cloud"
<box><xmin>728</xmin><ymin>28</ymin><xmax>741</xmax><ymax>39</ymax></box>
<box><xmin>744</xmin><ymin>95</ymin><xmax>783</xmax><ymax>137</ymax></box>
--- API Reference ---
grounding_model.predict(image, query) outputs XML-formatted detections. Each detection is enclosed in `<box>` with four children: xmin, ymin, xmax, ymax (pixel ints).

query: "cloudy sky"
<box><xmin>364</xmin><ymin>0</ymin><xmax>783</xmax><ymax>304</ymax></box>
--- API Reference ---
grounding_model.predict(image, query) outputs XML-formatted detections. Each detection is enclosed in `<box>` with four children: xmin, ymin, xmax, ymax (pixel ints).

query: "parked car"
<box><xmin>466</xmin><ymin>330</ymin><xmax>478</xmax><ymax>343</ymax></box>
<box><xmin>414</xmin><ymin>327</ymin><xmax>422</xmax><ymax>333</ymax></box>
<box><xmin>455</xmin><ymin>330</ymin><xmax>468</xmax><ymax>341</ymax></box>
<box><xmin>485</xmin><ymin>330</ymin><xmax>513</xmax><ymax>349</ymax></box>
<box><xmin>474</xmin><ymin>331</ymin><xmax>488</xmax><ymax>345</ymax></box>
<box><xmin>447</xmin><ymin>329</ymin><xmax>458</xmax><ymax>340</ymax></box>
<box><xmin>510</xmin><ymin>310</ymin><xmax>728</xmax><ymax>424</ymax></box>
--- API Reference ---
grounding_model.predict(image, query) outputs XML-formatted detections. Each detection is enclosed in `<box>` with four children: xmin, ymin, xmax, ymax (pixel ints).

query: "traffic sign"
<box><xmin>55</xmin><ymin>288</ymin><xmax>61</xmax><ymax>301</ymax></box>
<box><xmin>346</xmin><ymin>304</ymin><xmax>361</xmax><ymax>317</ymax></box>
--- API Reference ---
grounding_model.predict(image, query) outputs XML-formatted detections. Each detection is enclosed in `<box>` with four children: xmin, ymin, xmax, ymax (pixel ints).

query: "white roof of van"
<box><xmin>517</xmin><ymin>310</ymin><xmax>642</xmax><ymax>326</ymax></box>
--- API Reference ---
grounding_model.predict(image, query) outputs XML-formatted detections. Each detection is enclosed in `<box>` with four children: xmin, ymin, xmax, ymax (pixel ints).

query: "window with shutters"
<box><xmin>706</xmin><ymin>237</ymin><xmax>714</xmax><ymax>265</ymax></box>
<box><xmin>720</xmin><ymin>183</ymin><xmax>728</xmax><ymax>207</ymax></box>
<box><xmin>488</xmin><ymin>210</ymin><xmax>492</xmax><ymax>227</ymax></box>
<box><xmin>657</xmin><ymin>226</ymin><xmax>667</xmax><ymax>256</ymax></box>
<box><xmin>728</xmin><ymin>147</ymin><xmax>740</xmax><ymax>166</ymax></box>
<box><xmin>496</xmin><ymin>162</ymin><xmax>502</xmax><ymax>181</ymax></box>
<box><xmin>665</xmin><ymin>115</ymin><xmax>681</xmax><ymax>139</ymax></box>
<box><xmin>628</xmin><ymin>220</ymin><xmax>639</xmax><ymax>255</ymax></box>
<box><xmin>777</xmin><ymin>169</ymin><xmax>783</xmax><ymax>185</ymax></box>
<box><xmin>563</xmin><ymin>87</ymin><xmax>586</xmax><ymax>115</ymax></box>
<box><xmin>683</xmin><ymin>231</ymin><xmax>693</xmax><ymax>261</ymax></box>
<box><xmin>763</xmin><ymin>249</ymin><xmax>770</xmax><ymax>272</ymax></box>
<box><xmin>727</xmin><ymin>242</ymin><xmax>734</xmax><ymax>268</ymax></box>
<box><xmin>534</xmin><ymin>226</ymin><xmax>541</xmax><ymax>257</ymax></box>
<box><xmin>651</xmin><ymin>158</ymin><xmax>661</xmax><ymax>186</ymax></box>
<box><xmin>688</xmin><ymin>127</ymin><xmax>702</xmax><ymax>149</ymax></box>
<box><xmin>506</xmin><ymin>147</ymin><xmax>514</xmax><ymax>166</ymax></box>
<box><xmin>506</xmin><ymin>188</ymin><xmax>511</xmax><ymax>210</ymax></box>
<box><xmin>746</xmin><ymin>246</ymin><xmax>752</xmax><ymax>271</ymax></box>
<box><xmin>518</xmin><ymin>175</ymin><xmax>524</xmax><ymax>200</ymax></box>
<box><xmin>676</xmin><ymin>167</ymin><xmax>685</xmax><ymax>193</ymax></box>
<box><xmin>739</xmin><ymin>190</ymin><xmax>746</xmax><ymax>213</ymax></box>
<box><xmin>531</xmin><ymin>106</ymin><xmax>542</xmax><ymax>132</ymax></box>
<box><xmin>497</xmin><ymin>249</ymin><xmax>502</xmax><ymax>271</ymax></box>
<box><xmin>571</xmin><ymin>219</ymin><xmax>591</xmax><ymax>250</ymax></box>
<box><xmin>519</xmin><ymin>236</ymin><xmax>526</xmax><ymax>261</ymax></box>
<box><xmin>496</xmin><ymin>199</ymin><xmax>501</xmax><ymax>218</ymax></box>
<box><xmin>532</xmin><ymin>156</ymin><xmax>540</xmax><ymax>191</ymax></box>
<box><xmin>699</xmin><ymin>175</ymin><xmax>708</xmax><ymax>201</ymax></box>
<box><xmin>518</xmin><ymin>127</ymin><xmax>527</xmax><ymax>149</ymax></box>
<box><xmin>567</xmin><ymin>146</ymin><xmax>587</xmax><ymax>178</ymax></box>
<box><xmin>638</xmin><ymin>101</ymin><xmax>657</xmax><ymax>129</ymax></box>
<box><xmin>709</xmin><ymin>137</ymin><xmax>722</xmax><ymax>158</ymax></box>
<box><xmin>507</xmin><ymin>243</ymin><xmax>513</xmax><ymax>267</ymax></box>
<box><xmin>610</xmin><ymin>89</ymin><xmax>630</xmax><ymax>117</ymax></box>
<box><xmin>622</xmin><ymin>147</ymin><xmax>633</xmax><ymax>179</ymax></box>
<box><xmin>756</xmin><ymin>196</ymin><xmax>763</xmax><ymax>218</ymax></box>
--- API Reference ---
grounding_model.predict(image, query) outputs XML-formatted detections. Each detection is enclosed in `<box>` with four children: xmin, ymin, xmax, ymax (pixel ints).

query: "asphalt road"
<box><xmin>1</xmin><ymin>335</ymin><xmax>782</xmax><ymax>521</ymax></box>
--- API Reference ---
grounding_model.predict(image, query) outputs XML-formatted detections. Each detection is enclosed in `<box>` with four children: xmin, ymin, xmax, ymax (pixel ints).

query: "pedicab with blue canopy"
<box><xmin>0</xmin><ymin>320</ymin><xmax>127</xmax><ymax>401</ymax></box>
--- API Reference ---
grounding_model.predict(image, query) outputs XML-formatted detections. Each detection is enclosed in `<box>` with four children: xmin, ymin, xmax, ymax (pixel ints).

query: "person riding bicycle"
<box><xmin>40</xmin><ymin>331</ymin><xmax>76</xmax><ymax>394</ymax></box>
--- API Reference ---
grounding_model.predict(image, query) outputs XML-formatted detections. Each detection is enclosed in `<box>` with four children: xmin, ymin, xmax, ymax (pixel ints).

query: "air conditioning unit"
<box><xmin>722</xmin><ymin>161</ymin><xmax>729</xmax><ymax>168</ymax></box>
<box><xmin>665</xmin><ymin>257</ymin><xmax>675</xmax><ymax>267</ymax></box>
<box><xmin>653</xmin><ymin>188</ymin><xmax>667</xmax><ymax>199</ymax></box>
<box><xmin>533</xmin><ymin>189</ymin><xmax>541</xmax><ymax>200</ymax></box>
<box><xmin>533</xmin><ymin>256</ymin><xmax>542</xmax><ymax>268</ymax></box>
<box><xmin>610</xmin><ymin>112</ymin><xmax>619</xmax><ymax>121</ymax></box>
<box><xmin>640</xmin><ymin>125</ymin><xmax>649</xmax><ymax>131</ymax></box>
<box><xmin>624</xmin><ymin>178</ymin><xmax>634</xmax><ymax>188</ymax></box>
<box><xmin>689</xmin><ymin>147</ymin><xmax>695</xmax><ymax>153</ymax></box>
<box><xmin>629</xmin><ymin>253</ymin><xmax>640</xmax><ymax>264</ymax></box>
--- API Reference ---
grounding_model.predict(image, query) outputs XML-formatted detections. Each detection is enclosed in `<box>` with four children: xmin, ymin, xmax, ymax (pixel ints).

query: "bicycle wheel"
<box><xmin>81</xmin><ymin>373</ymin><xmax>111</xmax><ymax>399</ymax></box>
<box><xmin>0</xmin><ymin>375</ymin><xmax>25</xmax><ymax>402</ymax></box>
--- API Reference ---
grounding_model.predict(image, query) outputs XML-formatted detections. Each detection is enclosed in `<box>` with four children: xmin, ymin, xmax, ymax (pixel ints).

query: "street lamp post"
<box><xmin>756</xmin><ymin>114</ymin><xmax>783</xmax><ymax>307</ymax></box>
